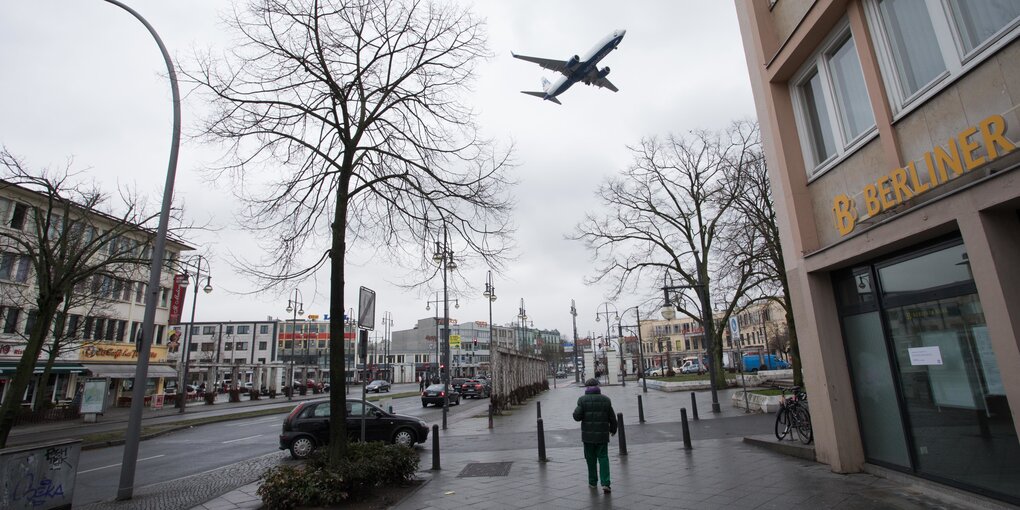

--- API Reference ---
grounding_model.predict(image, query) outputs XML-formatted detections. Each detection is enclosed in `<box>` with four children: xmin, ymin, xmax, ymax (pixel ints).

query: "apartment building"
<box><xmin>736</xmin><ymin>0</ymin><xmax>1020</xmax><ymax>503</ymax></box>
<box><xmin>0</xmin><ymin>179</ymin><xmax>190</xmax><ymax>409</ymax></box>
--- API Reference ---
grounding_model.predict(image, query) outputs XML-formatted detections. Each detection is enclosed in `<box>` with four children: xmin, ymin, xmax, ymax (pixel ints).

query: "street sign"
<box><xmin>729</xmin><ymin>316</ymin><xmax>739</xmax><ymax>334</ymax></box>
<box><xmin>358</xmin><ymin>286</ymin><xmax>376</xmax><ymax>330</ymax></box>
<box><xmin>449</xmin><ymin>334</ymin><xmax>461</xmax><ymax>349</ymax></box>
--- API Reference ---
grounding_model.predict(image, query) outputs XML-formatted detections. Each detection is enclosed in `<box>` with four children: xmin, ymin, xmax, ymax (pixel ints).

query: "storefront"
<box><xmin>79</xmin><ymin>342</ymin><xmax>175</xmax><ymax>409</ymax></box>
<box><xmin>833</xmin><ymin>237</ymin><xmax>1018</xmax><ymax>501</ymax></box>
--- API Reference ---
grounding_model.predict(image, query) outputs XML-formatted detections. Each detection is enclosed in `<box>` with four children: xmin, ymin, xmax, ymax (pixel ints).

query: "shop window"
<box><xmin>836</xmin><ymin>240</ymin><xmax>1020</xmax><ymax>501</ymax></box>
<box><xmin>793</xmin><ymin>22</ymin><xmax>876</xmax><ymax>175</ymax></box>
<box><xmin>867</xmin><ymin>0</ymin><xmax>1020</xmax><ymax>113</ymax></box>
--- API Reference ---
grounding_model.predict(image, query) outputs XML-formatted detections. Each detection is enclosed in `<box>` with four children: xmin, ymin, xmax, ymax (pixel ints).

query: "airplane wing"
<box><xmin>592</xmin><ymin>76</ymin><xmax>619</xmax><ymax>92</ymax></box>
<box><xmin>511</xmin><ymin>53</ymin><xmax>571</xmax><ymax>76</ymax></box>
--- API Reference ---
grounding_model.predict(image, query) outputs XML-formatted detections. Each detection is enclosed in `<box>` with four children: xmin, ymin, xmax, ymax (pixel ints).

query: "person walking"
<box><xmin>573</xmin><ymin>378</ymin><xmax>617</xmax><ymax>494</ymax></box>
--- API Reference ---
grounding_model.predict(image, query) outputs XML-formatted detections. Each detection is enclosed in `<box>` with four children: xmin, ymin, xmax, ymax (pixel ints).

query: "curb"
<box><xmin>742</xmin><ymin>434</ymin><xmax>816</xmax><ymax>461</ymax></box>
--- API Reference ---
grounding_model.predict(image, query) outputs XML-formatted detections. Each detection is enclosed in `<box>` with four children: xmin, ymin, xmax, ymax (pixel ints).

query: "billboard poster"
<box><xmin>168</xmin><ymin>273</ymin><xmax>188</xmax><ymax>325</ymax></box>
<box><xmin>80</xmin><ymin>378</ymin><xmax>107</xmax><ymax>415</ymax></box>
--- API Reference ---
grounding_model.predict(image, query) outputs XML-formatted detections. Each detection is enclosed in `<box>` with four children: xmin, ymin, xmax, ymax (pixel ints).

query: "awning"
<box><xmin>0</xmin><ymin>362</ymin><xmax>85</xmax><ymax>376</ymax></box>
<box><xmin>83</xmin><ymin>363</ymin><xmax>178</xmax><ymax>379</ymax></box>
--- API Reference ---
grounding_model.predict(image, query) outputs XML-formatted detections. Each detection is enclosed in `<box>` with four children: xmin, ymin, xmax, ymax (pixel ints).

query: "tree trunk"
<box><xmin>0</xmin><ymin>303</ymin><xmax>57</xmax><ymax>447</ymax></box>
<box><xmin>328</xmin><ymin>180</ymin><xmax>351</xmax><ymax>467</ymax></box>
<box><xmin>32</xmin><ymin>348</ymin><xmax>61</xmax><ymax>411</ymax></box>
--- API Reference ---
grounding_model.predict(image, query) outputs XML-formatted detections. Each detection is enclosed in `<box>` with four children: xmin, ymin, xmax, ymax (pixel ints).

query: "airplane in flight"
<box><xmin>512</xmin><ymin>29</ymin><xmax>626</xmax><ymax>105</ymax></box>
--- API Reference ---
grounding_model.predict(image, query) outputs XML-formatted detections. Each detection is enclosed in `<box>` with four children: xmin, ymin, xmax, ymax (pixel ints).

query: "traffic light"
<box><xmin>473</xmin><ymin>339</ymin><xmax>478</xmax><ymax>348</ymax></box>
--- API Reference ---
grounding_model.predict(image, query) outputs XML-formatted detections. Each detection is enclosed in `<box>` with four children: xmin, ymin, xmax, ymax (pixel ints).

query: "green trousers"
<box><xmin>583</xmin><ymin>442</ymin><xmax>610</xmax><ymax>487</ymax></box>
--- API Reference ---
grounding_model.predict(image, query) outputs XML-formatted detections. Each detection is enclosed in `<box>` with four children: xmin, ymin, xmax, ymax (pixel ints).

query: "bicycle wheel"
<box><xmin>793</xmin><ymin>405</ymin><xmax>813</xmax><ymax>445</ymax></box>
<box><xmin>774</xmin><ymin>405</ymin><xmax>790</xmax><ymax>440</ymax></box>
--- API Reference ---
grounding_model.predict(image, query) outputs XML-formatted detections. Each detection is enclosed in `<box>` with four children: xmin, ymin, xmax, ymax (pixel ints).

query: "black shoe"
<box><xmin>603</xmin><ymin>486</ymin><xmax>611</xmax><ymax>494</ymax></box>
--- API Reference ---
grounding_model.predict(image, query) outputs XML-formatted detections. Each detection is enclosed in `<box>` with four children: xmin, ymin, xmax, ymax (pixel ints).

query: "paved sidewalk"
<box><xmin>197</xmin><ymin>381</ymin><xmax>1013</xmax><ymax>509</ymax></box>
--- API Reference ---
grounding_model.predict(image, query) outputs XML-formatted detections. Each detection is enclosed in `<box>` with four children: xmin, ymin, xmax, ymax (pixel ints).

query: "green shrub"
<box><xmin>258</xmin><ymin>442</ymin><xmax>420</xmax><ymax>509</ymax></box>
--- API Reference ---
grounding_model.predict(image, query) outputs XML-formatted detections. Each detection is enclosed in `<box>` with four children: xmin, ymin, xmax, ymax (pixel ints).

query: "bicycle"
<box><xmin>774</xmin><ymin>386</ymin><xmax>812</xmax><ymax>444</ymax></box>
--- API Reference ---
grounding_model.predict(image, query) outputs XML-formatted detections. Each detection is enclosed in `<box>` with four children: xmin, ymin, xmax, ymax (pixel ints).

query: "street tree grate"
<box><xmin>457</xmin><ymin>462</ymin><xmax>513</xmax><ymax>478</ymax></box>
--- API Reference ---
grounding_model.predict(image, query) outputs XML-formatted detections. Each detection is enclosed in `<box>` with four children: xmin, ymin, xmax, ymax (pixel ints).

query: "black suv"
<box><xmin>460</xmin><ymin>379</ymin><xmax>490</xmax><ymax>399</ymax></box>
<box><xmin>279</xmin><ymin>399</ymin><xmax>429</xmax><ymax>459</ymax></box>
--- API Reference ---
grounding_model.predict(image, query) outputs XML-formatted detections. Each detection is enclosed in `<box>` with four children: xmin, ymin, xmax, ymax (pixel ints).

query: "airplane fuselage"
<box><xmin>545</xmin><ymin>30</ymin><xmax>625</xmax><ymax>100</ymax></box>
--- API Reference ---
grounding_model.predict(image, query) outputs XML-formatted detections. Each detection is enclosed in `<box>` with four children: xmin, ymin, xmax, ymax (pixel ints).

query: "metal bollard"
<box><xmin>537</xmin><ymin>401</ymin><xmax>542</xmax><ymax>420</ymax></box>
<box><xmin>681</xmin><ymin>408</ymin><xmax>692</xmax><ymax>450</ymax></box>
<box><xmin>690</xmin><ymin>392</ymin><xmax>699</xmax><ymax>421</ymax></box>
<box><xmin>617</xmin><ymin>412</ymin><xmax>627</xmax><ymax>456</ymax></box>
<box><xmin>638</xmin><ymin>395</ymin><xmax>645</xmax><ymax>424</ymax></box>
<box><xmin>432</xmin><ymin>424</ymin><xmax>441</xmax><ymax>470</ymax></box>
<box><xmin>488</xmin><ymin>403</ymin><xmax>494</xmax><ymax>429</ymax></box>
<box><xmin>537</xmin><ymin>418</ymin><xmax>547</xmax><ymax>462</ymax></box>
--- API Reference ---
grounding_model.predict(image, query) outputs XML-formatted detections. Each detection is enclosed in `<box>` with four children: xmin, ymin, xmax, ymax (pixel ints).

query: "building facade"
<box><xmin>0</xmin><ymin>179</ymin><xmax>191</xmax><ymax>410</ymax></box>
<box><xmin>736</xmin><ymin>0</ymin><xmax>1020</xmax><ymax>503</ymax></box>
<box><xmin>168</xmin><ymin>320</ymin><xmax>281</xmax><ymax>391</ymax></box>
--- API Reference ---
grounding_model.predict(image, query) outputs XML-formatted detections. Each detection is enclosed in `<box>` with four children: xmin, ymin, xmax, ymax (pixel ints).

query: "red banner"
<box><xmin>168</xmin><ymin>273</ymin><xmax>188</xmax><ymax>325</ymax></box>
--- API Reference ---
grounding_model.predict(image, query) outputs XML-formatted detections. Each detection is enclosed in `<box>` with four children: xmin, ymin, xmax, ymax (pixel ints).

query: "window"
<box><xmin>116</xmin><ymin>320</ymin><xmax>126</xmax><ymax>342</ymax></box>
<box><xmin>135</xmin><ymin>281</ymin><xmax>145</xmax><ymax>303</ymax></box>
<box><xmin>259</xmin><ymin>325</ymin><xmax>269</xmax><ymax>335</ymax></box>
<box><xmin>237</xmin><ymin>325</ymin><xmax>250</xmax><ymax>335</ymax></box>
<box><xmin>868</xmin><ymin>0</ymin><xmax>1020</xmax><ymax>112</ymax></box>
<box><xmin>93</xmin><ymin>318</ymin><xmax>105</xmax><ymax>341</ymax></box>
<box><xmin>66</xmin><ymin>315</ymin><xmax>81</xmax><ymax>338</ymax></box>
<box><xmin>225</xmin><ymin>325</ymin><xmax>234</xmax><ymax>335</ymax></box>
<box><xmin>225</xmin><ymin>342</ymin><xmax>233</xmax><ymax>351</ymax></box>
<box><xmin>9</xmin><ymin>202</ymin><xmax>28</xmax><ymax>230</ymax></box>
<box><xmin>159</xmin><ymin>287</ymin><xmax>169</xmax><ymax>307</ymax></box>
<box><xmin>794</xmin><ymin>23</ymin><xmax>876</xmax><ymax>174</ymax></box>
<box><xmin>258</xmin><ymin>341</ymin><xmax>267</xmax><ymax>350</ymax></box>
<box><xmin>950</xmin><ymin>2</ymin><xmax>1020</xmax><ymax>55</ymax></box>
<box><xmin>191</xmin><ymin>326</ymin><xmax>199</xmax><ymax>335</ymax></box>
<box><xmin>0</xmin><ymin>253</ymin><xmax>30</xmax><ymax>283</ymax></box>
<box><xmin>24</xmin><ymin>309</ymin><xmax>38</xmax><ymax>335</ymax></box>
<box><xmin>202</xmin><ymin>326</ymin><xmax>216</xmax><ymax>335</ymax></box>
<box><xmin>121</xmin><ymin>280</ymin><xmax>133</xmax><ymax>302</ymax></box>
<box><xmin>2</xmin><ymin>307</ymin><xmax>20</xmax><ymax>334</ymax></box>
<box><xmin>236</xmin><ymin>342</ymin><xmax>248</xmax><ymax>351</ymax></box>
<box><xmin>156</xmin><ymin>325</ymin><xmax>165</xmax><ymax>343</ymax></box>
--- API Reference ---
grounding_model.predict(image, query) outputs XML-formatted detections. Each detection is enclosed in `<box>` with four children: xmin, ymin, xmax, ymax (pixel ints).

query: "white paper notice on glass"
<box><xmin>908</xmin><ymin>346</ymin><xmax>943</xmax><ymax>366</ymax></box>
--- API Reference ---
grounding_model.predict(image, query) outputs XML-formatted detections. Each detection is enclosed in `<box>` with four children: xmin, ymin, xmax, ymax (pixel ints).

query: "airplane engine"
<box><xmin>567</xmin><ymin>55</ymin><xmax>580</xmax><ymax>68</ymax></box>
<box><xmin>598</xmin><ymin>66</ymin><xmax>611</xmax><ymax>78</ymax></box>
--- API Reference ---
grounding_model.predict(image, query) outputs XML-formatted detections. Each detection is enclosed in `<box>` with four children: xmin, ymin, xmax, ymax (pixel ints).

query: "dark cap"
<box><xmin>584</xmin><ymin>378</ymin><xmax>600</xmax><ymax>387</ymax></box>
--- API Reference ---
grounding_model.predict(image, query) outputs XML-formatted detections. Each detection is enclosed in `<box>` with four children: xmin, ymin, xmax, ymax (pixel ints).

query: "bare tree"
<box><xmin>571</xmin><ymin>123</ymin><xmax>761</xmax><ymax>388</ymax></box>
<box><xmin>183</xmin><ymin>0</ymin><xmax>514</xmax><ymax>463</ymax></box>
<box><xmin>0</xmin><ymin>149</ymin><xmax>172</xmax><ymax>447</ymax></box>
<box><xmin>725</xmin><ymin>146</ymin><xmax>803</xmax><ymax>386</ymax></box>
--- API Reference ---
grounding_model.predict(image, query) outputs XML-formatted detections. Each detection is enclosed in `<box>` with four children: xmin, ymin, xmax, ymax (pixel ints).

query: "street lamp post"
<box><xmin>382</xmin><ymin>311</ymin><xmax>393</xmax><ymax>383</ymax></box>
<box><xmin>619</xmin><ymin>305</ymin><xmax>647</xmax><ymax>393</ymax></box>
<box><xmin>595</xmin><ymin>302</ymin><xmax>619</xmax><ymax>385</ymax></box>
<box><xmin>426</xmin><ymin>295</ymin><xmax>458</xmax><ymax>382</ymax></box>
<box><xmin>107</xmin><ymin>0</ymin><xmax>182</xmax><ymax>500</ymax></box>
<box><xmin>177</xmin><ymin>256</ymin><xmax>212</xmax><ymax>413</ymax></box>
<box><xmin>570</xmin><ymin>300</ymin><xmax>580</xmax><ymax>384</ymax></box>
<box><xmin>661</xmin><ymin>272</ymin><xmax>720</xmax><ymax>413</ymax></box>
<box><xmin>517</xmin><ymin>299</ymin><xmax>528</xmax><ymax>353</ymax></box>
<box><xmin>286</xmin><ymin>290</ymin><xmax>305</xmax><ymax>401</ymax></box>
<box><xmin>431</xmin><ymin>225</ymin><xmax>457</xmax><ymax>430</ymax></box>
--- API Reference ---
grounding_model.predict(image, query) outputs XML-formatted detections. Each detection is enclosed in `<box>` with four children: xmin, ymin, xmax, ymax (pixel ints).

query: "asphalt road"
<box><xmin>70</xmin><ymin>389</ymin><xmax>490</xmax><ymax>507</ymax></box>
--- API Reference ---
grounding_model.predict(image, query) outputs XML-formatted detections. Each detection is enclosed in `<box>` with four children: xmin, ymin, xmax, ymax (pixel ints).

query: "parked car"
<box><xmin>741</xmin><ymin>354</ymin><xmax>790</xmax><ymax>372</ymax></box>
<box><xmin>164</xmin><ymin>383</ymin><xmax>197</xmax><ymax>396</ymax></box>
<box><xmin>555</xmin><ymin>371</ymin><xmax>567</xmax><ymax>378</ymax></box>
<box><xmin>645</xmin><ymin>367</ymin><xmax>666</xmax><ymax>377</ymax></box>
<box><xmin>460</xmin><ymin>379</ymin><xmax>489</xmax><ymax>399</ymax></box>
<box><xmin>421</xmin><ymin>383</ymin><xmax>461</xmax><ymax>407</ymax></box>
<box><xmin>279</xmin><ymin>398</ymin><xmax>429</xmax><ymax>459</ymax></box>
<box><xmin>366</xmin><ymin>380</ymin><xmax>391</xmax><ymax>393</ymax></box>
<box><xmin>680</xmin><ymin>361</ymin><xmax>705</xmax><ymax>374</ymax></box>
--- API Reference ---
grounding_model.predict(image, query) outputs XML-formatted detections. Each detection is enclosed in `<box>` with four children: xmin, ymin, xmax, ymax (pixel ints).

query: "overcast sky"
<box><xmin>0</xmin><ymin>1</ymin><xmax>756</xmax><ymax>341</ymax></box>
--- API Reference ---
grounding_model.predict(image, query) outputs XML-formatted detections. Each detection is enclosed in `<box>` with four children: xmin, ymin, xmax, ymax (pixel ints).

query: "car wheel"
<box><xmin>289</xmin><ymin>436</ymin><xmax>315</xmax><ymax>460</ymax></box>
<box><xmin>392</xmin><ymin>428</ymin><xmax>416</xmax><ymax>447</ymax></box>
<box><xmin>454</xmin><ymin>396</ymin><xmax>461</xmax><ymax>406</ymax></box>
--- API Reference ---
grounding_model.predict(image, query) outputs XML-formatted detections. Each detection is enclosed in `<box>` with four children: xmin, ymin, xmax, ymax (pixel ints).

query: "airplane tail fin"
<box><xmin>520</xmin><ymin>90</ymin><xmax>561</xmax><ymax>105</ymax></box>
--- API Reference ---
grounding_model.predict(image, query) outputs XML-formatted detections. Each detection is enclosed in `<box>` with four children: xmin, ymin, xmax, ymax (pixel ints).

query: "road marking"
<box><xmin>222</xmin><ymin>434</ymin><xmax>262</xmax><ymax>444</ymax></box>
<box><xmin>238</xmin><ymin>417</ymin><xmax>280</xmax><ymax>426</ymax></box>
<box><xmin>78</xmin><ymin>454</ymin><xmax>165</xmax><ymax>474</ymax></box>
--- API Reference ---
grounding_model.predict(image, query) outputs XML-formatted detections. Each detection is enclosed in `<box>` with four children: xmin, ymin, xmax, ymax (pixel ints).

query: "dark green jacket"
<box><xmin>573</xmin><ymin>392</ymin><xmax>618</xmax><ymax>444</ymax></box>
